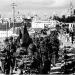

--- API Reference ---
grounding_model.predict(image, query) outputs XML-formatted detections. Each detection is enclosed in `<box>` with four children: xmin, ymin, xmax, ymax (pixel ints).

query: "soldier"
<box><xmin>9</xmin><ymin>36</ymin><xmax>16</xmax><ymax>52</ymax></box>
<box><xmin>9</xmin><ymin>36</ymin><xmax>16</xmax><ymax>73</ymax></box>
<box><xmin>1</xmin><ymin>37</ymin><xmax>10</xmax><ymax>74</ymax></box>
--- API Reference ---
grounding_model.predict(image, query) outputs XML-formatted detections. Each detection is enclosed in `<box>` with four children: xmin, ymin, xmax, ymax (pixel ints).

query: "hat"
<box><xmin>9</xmin><ymin>36</ymin><xmax>13</xmax><ymax>41</ymax></box>
<box><xmin>4</xmin><ymin>37</ymin><xmax>9</xmax><ymax>42</ymax></box>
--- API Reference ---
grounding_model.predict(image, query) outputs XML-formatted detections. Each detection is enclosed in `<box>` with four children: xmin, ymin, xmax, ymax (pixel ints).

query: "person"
<box><xmin>8</xmin><ymin>36</ymin><xmax>16</xmax><ymax>73</ymax></box>
<box><xmin>20</xmin><ymin>39</ymin><xmax>27</xmax><ymax>55</ymax></box>
<box><xmin>9</xmin><ymin>36</ymin><xmax>16</xmax><ymax>53</ymax></box>
<box><xmin>1</xmin><ymin>37</ymin><xmax>10</xmax><ymax>74</ymax></box>
<box><xmin>15</xmin><ymin>39</ymin><xmax>27</xmax><ymax>74</ymax></box>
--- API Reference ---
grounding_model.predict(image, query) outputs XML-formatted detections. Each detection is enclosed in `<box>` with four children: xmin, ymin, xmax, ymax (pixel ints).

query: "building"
<box><xmin>64</xmin><ymin>23</ymin><xmax>75</xmax><ymax>31</ymax></box>
<box><xmin>31</xmin><ymin>20</ymin><xmax>57</xmax><ymax>29</ymax></box>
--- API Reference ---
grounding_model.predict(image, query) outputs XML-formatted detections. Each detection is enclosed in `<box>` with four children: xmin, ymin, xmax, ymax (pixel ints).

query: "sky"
<box><xmin>0</xmin><ymin>0</ymin><xmax>75</xmax><ymax>18</ymax></box>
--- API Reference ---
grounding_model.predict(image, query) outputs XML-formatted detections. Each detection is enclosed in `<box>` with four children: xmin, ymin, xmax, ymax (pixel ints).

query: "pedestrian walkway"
<box><xmin>50</xmin><ymin>62</ymin><xmax>64</xmax><ymax>74</ymax></box>
<box><xmin>50</xmin><ymin>47</ymin><xmax>75</xmax><ymax>75</ymax></box>
<box><xmin>0</xmin><ymin>47</ymin><xmax>75</xmax><ymax>75</ymax></box>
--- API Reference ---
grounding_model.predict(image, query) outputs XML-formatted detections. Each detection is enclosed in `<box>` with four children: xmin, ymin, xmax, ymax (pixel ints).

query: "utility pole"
<box><xmin>11</xmin><ymin>2</ymin><xmax>16</xmax><ymax>33</ymax></box>
<box><xmin>6</xmin><ymin>21</ymin><xmax>8</xmax><ymax>37</ymax></box>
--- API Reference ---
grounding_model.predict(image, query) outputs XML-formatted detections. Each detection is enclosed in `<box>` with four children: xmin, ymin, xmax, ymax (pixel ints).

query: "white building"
<box><xmin>32</xmin><ymin>20</ymin><xmax>45</xmax><ymax>29</ymax></box>
<box><xmin>65</xmin><ymin>23</ymin><xmax>75</xmax><ymax>31</ymax></box>
<box><xmin>31</xmin><ymin>20</ymin><xmax>57</xmax><ymax>29</ymax></box>
<box><xmin>16</xmin><ymin>16</ymin><xmax>23</xmax><ymax>23</ymax></box>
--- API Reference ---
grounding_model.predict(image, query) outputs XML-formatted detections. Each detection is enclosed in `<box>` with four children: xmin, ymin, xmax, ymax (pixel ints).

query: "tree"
<box><xmin>22</xmin><ymin>23</ymin><xmax>33</xmax><ymax>48</ymax></box>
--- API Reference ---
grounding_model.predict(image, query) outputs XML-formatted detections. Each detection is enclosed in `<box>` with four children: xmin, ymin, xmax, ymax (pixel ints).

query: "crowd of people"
<box><xmin>0</xmin><ymin>23</ymin><xmax>60</xmax><ymax>74</ymax></box>
<box><xmin>1</xmin><ymin>36</ymin><xmax>17</xmax><ymax>74</ymax></box>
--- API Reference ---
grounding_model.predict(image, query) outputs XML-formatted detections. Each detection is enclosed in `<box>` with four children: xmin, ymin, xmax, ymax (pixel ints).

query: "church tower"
<box><xmin>70</xmin><ymin>0</ymin><xmax>74</xmax><ymax>16</ymax></box>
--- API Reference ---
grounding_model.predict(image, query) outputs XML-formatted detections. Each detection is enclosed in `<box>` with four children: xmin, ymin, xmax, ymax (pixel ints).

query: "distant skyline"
<box><xmin>0</xmin><ymin>0</ymin><xmax>75</xmax><ymax>18</ymax></box>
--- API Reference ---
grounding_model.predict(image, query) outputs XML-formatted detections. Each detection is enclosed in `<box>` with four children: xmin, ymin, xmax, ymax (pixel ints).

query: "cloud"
<box><xmin>50</xmin><ymin>0</ymin><xmax>67</xmax><ymax>8</ymax></box>
<box><xmin>50</xmin><ymin>0</ymin><xmax>75</xmax><ymax>8</ymax></box>
<box><xmin>16</xmin><ymin>0</ymin><xmax>75</xmax><ymax>9</ymax></box>
<box><xmin>16</xmin><ymin>0</ymin><xmax>54</xmax><ymax>8</ymax></box>
<box><xmin>0</xmin><ymin>0</ymin><xmax>75</xmax><ymax>18</ymax></box>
